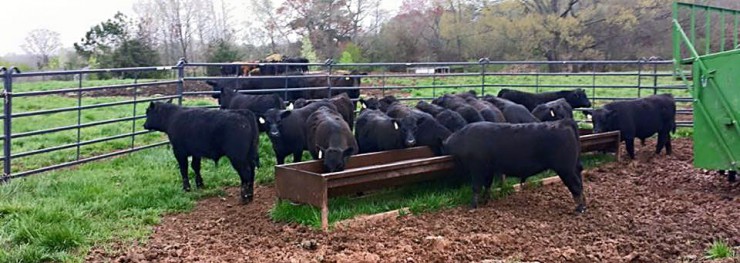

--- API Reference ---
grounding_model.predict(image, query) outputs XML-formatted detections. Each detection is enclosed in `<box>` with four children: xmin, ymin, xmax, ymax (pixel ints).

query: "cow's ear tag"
<box><xmin>258</xmin><ymin>117</ymin><xmax>265</xmax><ymax>124</ymax></box>
<box><xmin>286</xmin><ymin>103</ymin><xmax>294</xmax><ymax>110</ymax></box>
<box><xmin>550</xmin><ymin>109</ymin><xmax>555</xmax><ymax>117</ymax></box>
<box><xmin>318</xmin><ymin>150</ymin><xmax>323</xmax><ymax>159</ymax></box>
<box><xmin>361</xmin><ymin>103</ymin><xmax>367</xmax><ymax>109</ymax></box>
<box><xmin>587</xmin><ymin>114</ymin><xmax>592</xmax><ymax>121</ymax></box>
<box><xmin>345</xmin><ymin>77</ymin><xmax>350</xmax><ymax>80</ymax></box>
<box><xmin>394</xmin><ymin>122</ymin><xmax>399</xmax><ymax>130</ymax></box>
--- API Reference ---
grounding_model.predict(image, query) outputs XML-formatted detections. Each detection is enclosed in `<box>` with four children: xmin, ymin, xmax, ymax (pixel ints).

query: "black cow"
<box><xmin>218</xmin><ymin>87</ymin><xmax>285</xmax><ymax>132</ymax></box>
<box><xmin>205</xmin><ymin>73</ymin><xmax>305</xmax><ymax>101</ymax></box>
<box><xmin>143</xmin><ymin>100</ymin><xmax>259</xmax><ymax>203</ymax></box>
<box><xmin>463</xmin><ymin>97</ymin><xmax>506</xmax><ymax>123</ymax></box>
<box><xmin>584</xmin><ymin>94</ymin><xmax>676</xmax><ymax>159</ymax></box>
<box><xmin>416</xmin><ymin>101</ymin><xmax>468</xmax><ymax>132</ymax></box>
<box><xmin>258</xmin><ymin>56</ymin><xmax>310</xmax><ymax>75</ymax></box>
<box><xmin>359</xmin><ymin>97</ymin><xmax>380</xmax><ymax>111</ymax></box>
<box><xmin>292</xmin><ymin>93</ymin><xmax>355</xmax><ymax>130</ymax></box>
<box><xmin>443</xmin><ymin>120</ymin><xmax>585</xmax><ymax>212</ymax></box>
<box><xmin>378</xmin><ymin>95</ymin><xmax>399</xmax><ymax>113</ymax></box>
<box><xmin>306</xmin><ymin>106</ymin><xmax>358</xmax><ymax>172</ymax></box>
<box><xmin>355</xmin><ymin>108</ymin><xmax>404</xmax><ymax>153</ymax></box>
<box><xmin>301</xmin><ymin>71</ymin><xmax>366</xmax><ymax>105</ymax></box>
<box><xmin>531</xmin><ymin>98</ymin><xmax>573</xmax><ymax>122</ymax></box>
<box><xmin>382</xmin><ymin>98</ymin><xmax>451</xmax><ymax>154</ymax></box>
<box><xmin>482</xmin><ymin>95</ymin><xmax>539</xmax><ymax>123</ymax></box>
<box><xmin>261</xmin><ymin>101</ymin><xmax>338</xmax><ymax>165</ymax></box>
<box><xmin>497</xmin><ymin>88</ymin><xmax>592</xmax><ymax>111</ymax></box>
<box><xmin>431</xmin><ymin>94</ymin><xmax>485</xmax><ymax>123</ymax></box>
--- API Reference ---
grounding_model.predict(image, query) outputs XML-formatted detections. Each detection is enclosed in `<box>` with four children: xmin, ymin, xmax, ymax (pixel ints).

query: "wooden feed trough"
<box><xmin>275</xmin><ymin>129</ymin><xmax>620</xmax><ymax>230</ymax></box>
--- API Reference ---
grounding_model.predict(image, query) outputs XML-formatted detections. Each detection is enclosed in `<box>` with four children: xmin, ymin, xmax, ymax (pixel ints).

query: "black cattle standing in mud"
<box><xmin>416</xmin><ymin>101</ymin><xmax>468</xmax><ymax>132</ymax></box>
<box><xmin>444</xmin><ymin>120</ymin><xmax>585</xmax><ymax>212</ymax></box>
<box><xmin>355</xmin><ymin>108</ymin><xmax>404</xmax><ymax>153</ymax></box>
<box><xmin>585</xmin><ymin>94</ymin><xmax>676</xmax><ymax>159</ymax></box>
<box><xmin>261</xmin><ymin>101</ymin><xmax>338</xmax><ymax>165</ymax></box>
<box><xmin>143</xmin><ymin>100</ymin><xmax>259</xmax><ymax>203</ymax></box>
<box><xmin>531</xmin><ymin>98</ymin><xmax>574</xmax><ymax>121</ymax></box>
<box><xmin>482</xmin><ymin>95</ymin><xmax>540</xmax><ymax>123</ymax></box>
<box><xmin>497</xmin><ymin>88</ymin><xmax>592</xmax><ymax>111</ymax></box>
<box><xmin>306</xmin><ymin>106</ymin><xmax>359</xmax><ymax>172</ymax></box>
<box><xmin>218</xmin><ymin>87</ymin><xmax>285</xmax><ymax>132</ymax></box>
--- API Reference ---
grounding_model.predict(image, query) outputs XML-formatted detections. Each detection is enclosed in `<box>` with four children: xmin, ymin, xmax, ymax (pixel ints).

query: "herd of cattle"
<box><xmin>143</xmin><ymin>66</ymin><xmax>679</xmax><ymax>213</ymax></box>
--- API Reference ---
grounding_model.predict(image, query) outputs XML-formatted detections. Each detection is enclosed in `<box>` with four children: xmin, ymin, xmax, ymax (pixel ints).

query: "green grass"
<box><xmin>11</xmin><ymin>79</ymin><xmax>163</xmax><ymax>93</ymax></box>
<box><xmin>269</xmin><ymin>153</ymin><xmax>616</xmax><ymax>229</ymax></box>
<box><xmin>0</xmin><ymin>133</ymin><xmax>282</xmax><ymax>262</ymax></box>
<box><xmin>705</xmin><ymin>239</ymin><xmax>736</xmax><ymax>260</ymax></box>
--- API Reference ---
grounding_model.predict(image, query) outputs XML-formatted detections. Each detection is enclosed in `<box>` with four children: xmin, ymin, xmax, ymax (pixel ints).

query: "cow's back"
<box><xmin>445</xmin><ymin>121</ymin><xmax>578</xmax><ymax>176</ymax></box>
<box><xmin>167</xmin><ymin>109</ymin><xmax>256</xmax><ymax>160</ymax></box>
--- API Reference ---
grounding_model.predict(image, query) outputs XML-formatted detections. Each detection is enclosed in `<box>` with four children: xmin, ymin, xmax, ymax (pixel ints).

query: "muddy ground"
<box><xmin>87</xmin><ymin>138</ymin><xmax>737</xmax><ymax>262</ymax></box>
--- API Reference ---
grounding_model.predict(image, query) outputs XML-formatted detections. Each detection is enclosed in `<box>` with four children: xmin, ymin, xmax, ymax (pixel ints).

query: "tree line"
<box><xmin>10</xmin><ymin>0</ymin><xmax>740</xmax><ymax>74</ymax></box>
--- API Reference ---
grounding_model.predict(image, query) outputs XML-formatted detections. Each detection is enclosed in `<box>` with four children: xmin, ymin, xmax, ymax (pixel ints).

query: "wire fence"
<box><xmin>0</xmin><ymin>59</ymin><xmax>691</xmax><ymax>181</ymax></box>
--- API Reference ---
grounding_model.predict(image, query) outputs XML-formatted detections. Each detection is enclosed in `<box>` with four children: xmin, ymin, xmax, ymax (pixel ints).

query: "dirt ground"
<box><xmin>87</xmin><ymin>138</ymin><xmax>738</xmax><ymax>263</ymax></box>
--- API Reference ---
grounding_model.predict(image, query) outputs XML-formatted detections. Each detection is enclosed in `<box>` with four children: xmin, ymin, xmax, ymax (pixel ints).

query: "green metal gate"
<box><xmin>673</xmin><ymin>2</ymin><xmax>740</xmax><ymax>171</ymax></box>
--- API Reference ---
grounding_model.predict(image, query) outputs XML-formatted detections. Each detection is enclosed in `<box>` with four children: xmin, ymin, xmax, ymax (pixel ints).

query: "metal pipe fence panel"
<box><xmin>0</xmin><ymin>60</ymin><xmax>692</xmax><ymax>181</ymax></box>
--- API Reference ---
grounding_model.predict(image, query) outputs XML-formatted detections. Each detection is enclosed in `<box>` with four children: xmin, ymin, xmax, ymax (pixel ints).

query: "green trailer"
<box><xmin>673</xmin><ymin>2</ymin><xmax>740</xmax><ymax>175</ymax></box>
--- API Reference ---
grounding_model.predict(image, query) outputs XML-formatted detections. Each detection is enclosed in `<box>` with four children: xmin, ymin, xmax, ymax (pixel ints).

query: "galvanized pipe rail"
<box><xmin>0</xmin><ymin>59</ymin><xmax>689</xmax><ymax>181</ymax></box>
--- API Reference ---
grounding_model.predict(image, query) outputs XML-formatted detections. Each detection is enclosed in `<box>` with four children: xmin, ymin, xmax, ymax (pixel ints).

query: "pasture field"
<box><xmin>0</xmin><ymin>74</ymin><xmax>695</xmax><ymax>262</ymax></box>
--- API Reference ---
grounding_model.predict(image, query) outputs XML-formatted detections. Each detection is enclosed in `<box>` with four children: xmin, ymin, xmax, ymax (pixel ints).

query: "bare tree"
<box><xmin>22</xmin><ymin>29</ymin><xmax>62</xmax><ymax>69</ymax></box>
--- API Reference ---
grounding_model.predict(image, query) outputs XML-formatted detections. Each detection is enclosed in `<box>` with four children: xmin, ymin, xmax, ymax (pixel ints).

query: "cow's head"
<box><xmin>584</xmin><ymin>108</ymin><xmax>617</xmax><ymax>133</ymax></box>
<box><xmin>565</xmin><ymin>89</ymin><xmax>592</xmax><ymax>108</ymax></box>
<box><xmin>359</xmin><ymin>97</ymin><xmax>379</xmax><ymax>112</ymax></box>
<box><xmin>394</xmin><ymin>115</ymin><xmax>424</xmax><ymax>147</ymax></box>
<box><xmin>206</xmin><ymin>80</ymin><xmax>221</xmax><ymax>99</ymax></box>
<box><xmin>293</xmin><ymin>98</ymin><xmax>309</xmax><ymax>109</ymax></box>
<box><xmin>378</xmin><ymin>95</ymin><xmax>398</xmax><ymax>112</ymax></box>
<box><xmin>262</xmin><ymin>108</ymin><xmax>292</xmax><ymax>138</ymax></box>
<box><xmin>317</xmin><ymin>145</ymin><xmax>355</xmax><ymax>173</ymax></box>
<box><xmin>143</xmin><ymin>98</ymin><xmax>175</xmax><ymax>132</ymax></box>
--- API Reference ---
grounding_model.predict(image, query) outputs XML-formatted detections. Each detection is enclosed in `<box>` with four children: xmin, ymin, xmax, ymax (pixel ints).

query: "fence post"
<box><xmin>176</xmin><ymin>58</ymin><xmax>187</xmax><ymax>105</ymax></box>
<box><xmin>479</xmin><ymin>58</ymin><xmax>489</xmax><ymax>96</ymax></box>
<box><xmin>637</xmin><ymin>59</ymin><xmax>643</xmax><ymax>98</ymax></box>
<box><xmin>652</xmin><ymin>62</ymin><xmax>659</xmax><ymax>95</ymax></box>
<box><xmin>2</xmin><ymin>67</ymin><xmax>19</xmax><ymax>182</ymax></box>
<box><xmin>325</xmin><ymin>59</ymin><xmax>334</xmax><ymax>99</ymax></box>
<box><xmin>76</xmin><ymin>73</ymin><xmax>83</xmax><ymax>160</ymax></box>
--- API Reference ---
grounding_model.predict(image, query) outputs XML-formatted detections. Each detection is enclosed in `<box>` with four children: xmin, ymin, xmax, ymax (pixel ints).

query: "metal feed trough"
<box><xmin>275</xmin><ymin>129</ymin><xmax>620</xmax><ymax>230</ymax></box>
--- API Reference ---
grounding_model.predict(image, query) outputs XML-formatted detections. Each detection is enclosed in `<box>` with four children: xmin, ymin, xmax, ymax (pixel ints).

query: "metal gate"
<box><xmin>673</xmin><ymin>2</ymin><xmax>740</xmax><ymax>171</ymax></box>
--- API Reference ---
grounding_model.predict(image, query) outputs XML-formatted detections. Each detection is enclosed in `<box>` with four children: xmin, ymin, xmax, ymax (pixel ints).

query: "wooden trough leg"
<box><xmin>321</xmin><ymin>189</ymin><xmax>329</xmax><ymax>231</ymax></box>
<box><xmin>614</xmin><ymin>133</ymin><xmax>622</xmax><ymax>162</ymax></box>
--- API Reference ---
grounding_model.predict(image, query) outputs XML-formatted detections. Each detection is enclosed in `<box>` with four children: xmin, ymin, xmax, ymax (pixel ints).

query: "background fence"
<box><xmin>0</xmin><ymin>59</ymin><xmax>691</xmax><ymax>181</ymax></box>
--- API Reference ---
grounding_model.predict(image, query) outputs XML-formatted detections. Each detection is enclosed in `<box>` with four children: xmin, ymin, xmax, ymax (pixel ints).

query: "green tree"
<box><xmin>107</xmin><ymin>39</ymin><xmax>163</xmax><ymax>78</ymax></box>
<box><xmin>300</xmin><ymin>35</ymin><xmax>318</xmax><ymax>62</ymax></box>
<box><xmin>74</xmin><ymin>12</ymin><xmax>129</xmax><ymax>61</ymax></box>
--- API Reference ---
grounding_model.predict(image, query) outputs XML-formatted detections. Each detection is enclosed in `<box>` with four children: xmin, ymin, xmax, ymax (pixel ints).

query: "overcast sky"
<box><xmin>1</xmin><ymin>0</ymin><xmax>402</xmax><ymax>56</ymax></box>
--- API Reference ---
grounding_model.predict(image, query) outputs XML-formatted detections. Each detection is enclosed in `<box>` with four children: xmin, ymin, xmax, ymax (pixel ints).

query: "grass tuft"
<box><xmin>705</xmin><ymin>239</ymin><xmax>736</xmax><ymax>260</ymax></box>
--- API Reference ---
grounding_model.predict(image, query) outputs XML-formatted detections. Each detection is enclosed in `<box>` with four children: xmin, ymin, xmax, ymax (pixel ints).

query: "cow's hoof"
<box><xmin>196</xmin><ymin>183</ymin><xmax>205</xmax><ymax>189</ymax></box>
<box><xmin>241</xmin><ymin>195</ymin><xmax>254</xmax><ymax>204</ymax></box>
<box><xmin>574</xmin><ymin>205</ymin><xmax>587</xmax><ymax>214</ymax></box>
<box><xmin>182</xmin><ymin>186</ymin><xmax>191</xmax><ymax>192</ymax></box>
